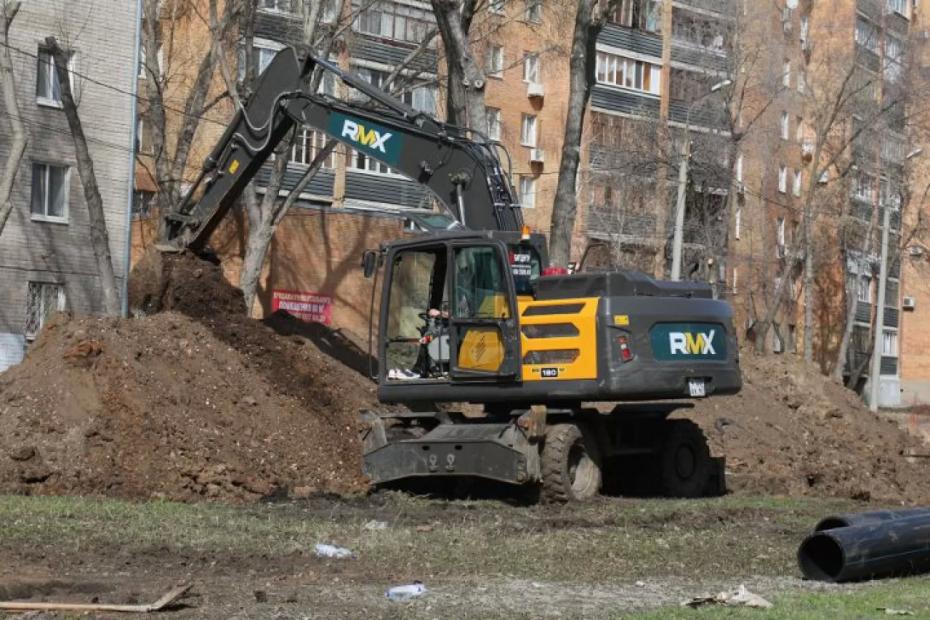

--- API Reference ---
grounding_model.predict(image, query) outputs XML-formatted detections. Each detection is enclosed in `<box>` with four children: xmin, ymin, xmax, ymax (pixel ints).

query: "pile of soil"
<box><xmin>689</xmin><ymin>353</ymin><xmax>930</xmax><ymax>504</ymax></box>
<box><xmin>0</xmin><ymin>252</ymin><xmax>376</xmax><ymax>502</ymax></box>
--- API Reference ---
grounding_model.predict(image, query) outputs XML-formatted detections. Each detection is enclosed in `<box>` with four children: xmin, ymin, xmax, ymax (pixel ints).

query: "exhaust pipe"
<box><xmin>798</xmin><ymin>509</ymin><xmax>930</xmax><ymax>582</ymax></box>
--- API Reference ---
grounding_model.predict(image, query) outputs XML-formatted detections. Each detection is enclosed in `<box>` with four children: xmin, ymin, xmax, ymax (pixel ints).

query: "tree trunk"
<box><xmin>0</xmin><ymin>1</ymin><xmax>26</xmax><ymax>237</ymax></box>
<box><xmin>548</xmin><ymin>0</ymin><xmax>600</xmax><ymax>267</ymax></box>
<box><xmin>431</xmin><ymin>0</ymin><xmax>485</xmax><ymax>131</ymax></box>
<box><xmin>48</xmin><ymin>38</ymin><xmax>121</xmax><ymax>315</ymax></box>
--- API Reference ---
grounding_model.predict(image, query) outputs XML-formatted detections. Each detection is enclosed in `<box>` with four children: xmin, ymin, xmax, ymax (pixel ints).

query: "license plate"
<box><xmin>688</xmin><ymin>379</ymin><xmax>706</xmax><ymax>398</ymax></box>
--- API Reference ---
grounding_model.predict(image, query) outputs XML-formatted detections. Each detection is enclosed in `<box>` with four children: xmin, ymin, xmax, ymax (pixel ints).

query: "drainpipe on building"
<box><xmin>122</xmin><ymin>0</ymin><xmax>144</xmax><ymax>318</ymax></box>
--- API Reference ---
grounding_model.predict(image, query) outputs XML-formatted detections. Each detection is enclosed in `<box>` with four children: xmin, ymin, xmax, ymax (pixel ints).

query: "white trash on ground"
<box><xmin>314</xmin><ymin>543</ymin><xmax>355</xmax><ymax>559</ymax></box>
<box><xmin>682</xmin><ymin>584</ymin><xmax>773</xmax><ymax>609</ymax></box>
<box><xmin>363</xmin><ymin>520</ymin><xmax>388</xmax><ymax>531</ymax></box>
<box><xmin>385</xmin><ymin>582</ymin><xmax>427</xmax><ymax>601</ymax></box>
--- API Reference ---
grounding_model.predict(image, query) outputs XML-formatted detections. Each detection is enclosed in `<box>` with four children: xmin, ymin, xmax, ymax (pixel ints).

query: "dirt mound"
<box><xmin>0</xmin><ymin>251</ymin><xmax>376</xmax><ymax>502</ymax></box>
<box><xmin>688</xmin><ymin>353</ymin><xmax>930</xmax><ymax>503</ymax></box>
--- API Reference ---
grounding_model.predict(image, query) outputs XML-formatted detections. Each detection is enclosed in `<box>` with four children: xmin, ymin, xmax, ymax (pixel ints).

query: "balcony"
<box><xmin>587</xmin><ymin>203</ymin><xmax>658</xmax><ymax>242</ymax></box>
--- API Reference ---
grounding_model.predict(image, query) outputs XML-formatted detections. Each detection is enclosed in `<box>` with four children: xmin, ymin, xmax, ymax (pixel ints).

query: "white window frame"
<box><xmin>887</xmin><ymin>0</ymin><xmax>908</xmax><ymax>18</ymax></box>
<box><xmin>776</xmin><ymin>217</ymin><xmax>786</xmax><ymax>246</ymax></box>
<box><xmin>797</xmin><ymin>69</ymin><xmax>806</xmax><ymax>93</ymax></box>
<box><xmin>523</xmin><ymin>52</ymin><xmax>540</xmax><ymax>83</ymax></box>
<box><xmin>290</xmin><ymin>128</ymin><xmax>336</xmax><ymax>168</ymax></box>
<box><xmin>594</xmin><ymin>50</ymin><xmax>661</xmax><ymax>95</ymax></box>
<box><xmin>857</xmin><ymin>276</ymin><xmax>872</xmax><ymax>303</ymax></box>
<box><xmin>778</xmin><ymin>165</ymin><xmax>788</xmax><ymax>193</ymax></box>
<box><xmin>521</xmin><ymin>113</ymin><xmax>537</xmax><ymax>147</ymax></box>
<box><xmin>882</xmin><ymin>330</ymin><xmax>898</xmax><ymax>357</ymax></box>
<box><xmin>782</xmin><ymin>59</ymin><xmax>791</xmax><ymax>87</ymax></box>
<box><xmin>36</xmin><ymin>46</ymin><xmax>75</xmax><ymax>108</ymax></box>
<box><xmin>519</xmin><ymin>175</ymin><xmax>536</xmax><ymax>209</ymax></box>
<box><xmin>734</xmin><ymin>207</ymin><xmax>741</xmax><ymax>240</ymax></box>
<box><xmin>487</xmin><ymin>45</ymin><xmax>504</xmax><ymax>78</ymax></box>
<box><xmin>258</xmin><ymin>0</ymin><xmax>295</xmax><ymax>13</ymax></box>
<box><xmin>30</xmin><ymin>162</ymin><xmax>70</xmax><ymax>223</ymax></box>
<box><xmin>24</xmin><ymin>281</ymin><xmax>66</xmax><ymax>341</ymax></box>
<box><xmin>525</xmin><ymin>0</ymin><xmax>542</xmax><ymax>22</ymax></box>
<box><xmin>793</xmin><ymin>169</ymin><xmax>803</xmax><ymax>197</ymax></box>
<box><xmin>780</xmin><ymin>111</ymin><xmax>789</xmax><ymax>140</ymax></box>
<box><xmin>795</xmin><ymin>117</ymin><xmax>804</xmax><ymax>142</ymax></box>
<box><xmin>486</xmin><ymin>107</ymin><xmax>502</xmax><ymax>141</ymax></box>
<box><xmin>735</xmin><ymin>153</ymin><xmax>743</xmax><ymax>183</ymax></box>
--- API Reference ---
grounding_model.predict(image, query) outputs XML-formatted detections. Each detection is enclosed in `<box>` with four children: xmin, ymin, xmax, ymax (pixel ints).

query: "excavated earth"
<box><xmin>1</xmin><ymin>249</ymin><xmax>930</xmax><ymax>504</ymax></box>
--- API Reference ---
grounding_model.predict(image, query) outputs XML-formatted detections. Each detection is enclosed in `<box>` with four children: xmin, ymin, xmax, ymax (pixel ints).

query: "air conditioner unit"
<box><xmin>529</xmin><ymin>148</ymin><xmax>545</xmax><ymax>163</ymax></box>
<box><xmin>903</xmin><ymin>296</ymin><xmax>917</xmax><ymax>310</ymax></box>
<box><xmin>909</xmin><ymin>245</ymin><xmax>925</xmax><ymax>257</ymax></box>
<box><xmin>527</xmin><ymin>82</ymin><xmax>545</xmax><ymax>98</ymax></box>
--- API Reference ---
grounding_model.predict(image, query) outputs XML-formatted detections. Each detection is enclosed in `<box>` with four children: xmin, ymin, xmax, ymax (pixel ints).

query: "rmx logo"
<box><xmin>668</xmin><ymin>330</ymin><xmax>716</xmax><ymax>356</ymax></box>
<box><xmin>341</xmin><ymin>119</ymin><xmax>392</xmax><ymax>153</ymax></box>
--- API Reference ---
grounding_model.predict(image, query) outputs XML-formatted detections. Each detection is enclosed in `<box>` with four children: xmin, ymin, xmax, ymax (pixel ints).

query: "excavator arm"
<box><xmin>162</xmin><ymin>47</ymin><xmax>524</xmax><ymax>250</ymax></box>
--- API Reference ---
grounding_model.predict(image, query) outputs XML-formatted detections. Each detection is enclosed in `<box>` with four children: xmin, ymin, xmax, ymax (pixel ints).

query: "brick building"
<box><xmin>0</xmin><ymin>1</ymin><xmax>140</xmax><ymax>371</ymax></box>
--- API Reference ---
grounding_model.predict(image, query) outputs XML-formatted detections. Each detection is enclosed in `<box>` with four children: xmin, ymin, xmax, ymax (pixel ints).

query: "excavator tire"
<box><xmin>541</xmin><ymin>423</ymin><xmax>602</xmax><ymax>503</ymax></box>
<box><xmin>657</xmin><ymin>419</ymin><xmax>712</xmax><ymax>498</ymax></box>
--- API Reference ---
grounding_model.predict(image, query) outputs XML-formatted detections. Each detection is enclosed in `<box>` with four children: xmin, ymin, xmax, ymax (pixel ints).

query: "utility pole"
<box><xmin>868</xmin><ymin>202</ymin><xmax>891</xmax><ymax>412</ymax></box>
<box><xmin>671</xmin><ymin>136</ymin><xmax>689</xmax><ymax>281</ymax></box>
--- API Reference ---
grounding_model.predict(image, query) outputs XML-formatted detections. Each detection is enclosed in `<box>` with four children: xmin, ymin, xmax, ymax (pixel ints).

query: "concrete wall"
<box><xmin>0</xmin><ymin>0</ymin><xmax>138</xmax><ymax>371</ymax></box>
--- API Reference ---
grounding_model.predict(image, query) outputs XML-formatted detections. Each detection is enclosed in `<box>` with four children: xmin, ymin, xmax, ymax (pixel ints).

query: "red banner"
<box><xmin>271</xmin><ymin>290</ymin><xmax>333</xmax><ymax>325</ymax></box>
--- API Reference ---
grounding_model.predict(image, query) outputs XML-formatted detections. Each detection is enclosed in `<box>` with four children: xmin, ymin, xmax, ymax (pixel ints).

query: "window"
<box><xmin>30</xmin><ymin>163</ymin><xmax>69</xmax><ymax>222</ymax></box>
<box><xmin>732</xmin><ymin>267</ymin><xmax>738</xmax><ymax>293</ymax></box>
<box><xmin>887</xmin><ymin>0</ymin><xmax>908</xmax><ymax>17</ymax></box>
<box><xmin>778</xmin><ymin>166</ymin><xmax>787</xmax><ymax>193</ymax></box>
<box><xmin>857</xmin><ymin>276</ymin><xmax>872</xmax><ymax>303</ymax></box>
<box><xmin>519</xmin><ymin>175</ymin><xmax>536</xmax><ymax>209</ymax></box>
<box><xmin>780</xmin><ymin>111</ymin><xmax>789</xmax><ymax>140</ymax></box>
<box><xmin>782</xmin><ymin>59</ymin><xmax>791</xmax><ymax>87</ymax></box>
<box><xmin>595</xmin><ymin>51</ymin><xmax>661</xmax><ymax>95</ymax></box>
<box><xmin>36</xmin><ymin>47</ymin><xmax>73</xmax><ymax>106</ymax></box>
<box><xmin>489</xmin><ymin>0</ymin><xmax>506</xmax><ymax>14</ymax></box>
<box><xmin>525</xmin><ymin>0</ymin><xmax>542</xmax><ymax>22</ymax></box>
<box><xmin>735</xmin><ymin>153</ymin><xmax>743</xmax><ymax>183</ymax></box>
<box><xmin>854</xmin><ymin>172</ymin><xmax>873</xmax><ymax>201</ymax></box>
<box><xmin>259</xmin><ymin>0</ymin><xmax>295</xmax><ymax>12</ymax></box>
<box><xmin>797</xmin><ymin>69</ymin><xmax>806</xmax><ymax>93</ymax></box>
<box><xmin>487</xmin><ymin>45</ymin><xmax>504</xmax><ymax>78</ymax></box>
<box><xmin>800</xmin><ymin>16</ymin><xmax>809</xmax><ymax>49</ymax></box>
<box><xmin>793</xmin><ymin>169</ymin><xmax>802</xmax><ymax>197</ymax></box>
<box><xmin>132</xmin><ymin>190</ymin><xmax>155</xmax><ymax>218</ymax></box>
<box><xmin>885</xmin><ymin>35</ymin><xmax>905</xmax><ymax>81</ymax></box>
<box><xmin>776</xmin><ymin>217</ymin><xmax>786</xmax><ymax>246</ymax></box>
<box><xmin>855</xmin><ymin>17</ymin><xmax>878</xmax><ymax>53</ymax></box>
<box><xmin>291</xmin><ymin>129</ymin><xmax>335</xmax><ymax>168</ymax></box>
<box><xmin>25</xmin><ymin>282</ymin><xmax>66</xmax><ymax>340</ymax></box>
<box><xmin>523</xmin><ymin>52</ymin><xmax>539</xmax><ymax>83</ymax></box>
<box><xmin>610</xmin><ymin>0</ymin><xmax>662</xmax><ymax>33</ymax></box>
<box><xmin>521</xmin><ymin>113</ymin><xmax>537</xmax><ymax>147</ymax></box>
<box><xmin>795</xmin><ymin>117</ymin><xmax>804</xmax><ymax>142</ymax></box>
<box><xmin>486</xmin><ymin>107</ymin><xmax>502</xmax><ymax>141</ymax></box>
<box><xmin>135</xmin><ymin>118</ymin><xmax>145</xmax><ymax>154</ymax></box>
<box><xmin>882</xmin><ymin>330</ymin><xmax>898</xmax><ymax>357</ymax></box>
<box><xmin>734</xmin><ymin>208</ymin><xmax>741</xmax><ymax>240</ymax></box>
<box><xmin>454</xmin><ymin>246</ymin><xmax>510</xmax><ymax>320</ymax></box>
<box><xmin>355</xmin><ymin>2</ymin><xmax>433</xmax><ymax>44</ymax></box>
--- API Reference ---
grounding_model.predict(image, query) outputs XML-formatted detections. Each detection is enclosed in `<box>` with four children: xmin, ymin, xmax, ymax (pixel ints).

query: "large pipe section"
<box><xmin>798</xmin><ymin>508</ymin><xmax>930</xmax><ymax>582</ymax></box>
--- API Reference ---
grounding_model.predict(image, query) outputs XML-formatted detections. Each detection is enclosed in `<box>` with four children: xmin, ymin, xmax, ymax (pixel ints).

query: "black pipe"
<box><xmin>814</xmin><ymin>508</ymin><xmax>930</xmax><ymax>532</ymax></box>
<box><xmin>798</xmin><ymin>510</ymin><xmax>930</xmax><ymax>582</ymax></box>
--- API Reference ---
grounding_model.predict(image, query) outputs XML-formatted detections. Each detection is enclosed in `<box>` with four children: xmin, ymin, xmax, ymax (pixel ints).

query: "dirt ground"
<box><xmin>2</xmin><ymin>249</ymin><xmax>930</xmax><ymax>507</ymax></box>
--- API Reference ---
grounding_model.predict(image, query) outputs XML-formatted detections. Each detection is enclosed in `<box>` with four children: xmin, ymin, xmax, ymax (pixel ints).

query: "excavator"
<box><xmin>162</xmin><ymin>48</ymin><xmax>742</xmax><ymax>502</ymax></box>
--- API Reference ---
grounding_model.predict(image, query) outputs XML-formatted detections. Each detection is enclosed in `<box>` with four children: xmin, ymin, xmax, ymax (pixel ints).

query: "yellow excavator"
<box><xmin>162</xmin><ymin>48</ymin><xmax>742</xmax><ymax>502</ymax></box>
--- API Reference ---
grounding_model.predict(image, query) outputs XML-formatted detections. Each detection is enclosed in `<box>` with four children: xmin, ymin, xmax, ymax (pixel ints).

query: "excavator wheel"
<box><xmin>657</xmin><ymin>419</ymin><xmax>712</xmax><ymax>498</ymax></box>
<box><xmin>541</xmin><ymin>423</ymin><xmax>602</xmax><ymax>503</ymax></box>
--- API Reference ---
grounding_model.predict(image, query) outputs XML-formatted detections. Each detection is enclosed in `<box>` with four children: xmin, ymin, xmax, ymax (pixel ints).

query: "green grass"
<box><xmin>634</xmin><ymin>578</ymin><xmax>930</xmax><ymax>619</ymax></box>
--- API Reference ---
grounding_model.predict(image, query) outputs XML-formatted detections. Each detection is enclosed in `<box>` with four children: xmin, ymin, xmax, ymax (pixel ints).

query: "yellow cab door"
<box><xmin>448</xmin><ymin>242</ymin><xmax>520</xmax><ymax>382</ymax></box>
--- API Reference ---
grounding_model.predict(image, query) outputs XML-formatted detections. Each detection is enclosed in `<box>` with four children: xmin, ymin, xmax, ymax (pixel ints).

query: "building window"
<box><xmin>887</xmin><ymin>0</ymin><xmax>908</xmax><ymax>17</ymax></box>
<box><xmin>595</xmin><ymin>51</ymin><xmax>661</xmax><ymax>95</ymax></box>
<box><xmin>132</xmin><ymin>190</ymin><xmax>155</xmax><ymax>218</ymax></box>
<box><xmin>734</xmin><ymin>207</ymin><xmax>741</xmax><ymax>240</ymax></box>
<box><xmin>291</xmin><ymin>129</ymin><xmax>335</xmax><ymax>168</ymax></box>
<box><xmin>25</xmin><ymin>282</ymin><xmax>66</xmax><ymax>341</ymax></box>
<box><xmin>857</xmin><ymin>276</ymin><xmax>871</xmax><ymax>303</ymax></box>
<box><xmin>487</xmin><ymin>45</ymin><xmax>504</xmax><ymax>78</ymax></box>
<box><xmin>36</xmin><ymin>46</ymin><xmax>73</xmax><ymax>107</ymax></box>
<box><xmin>523</xmin><ymin>52</ymin><xmax>540</xmax><ymax>83</ymax></box>
<box><xmin>30</xmin><ymin>163</ymin><xmax>69</xmax><ymax>222</ymax></box>
<box><xmin>735</xmin><ymin>153</ymin><xmax>743</xmax><ymax>183</ymax></box>
<box><xmin>778</xmin><ymin>165</ymin><xmax>787</xmax><ymax>193</ymax></box>
<box><xmin>793</xmin><ymin>169</ymin><xmax>802</xmax><ymax>197</ymax></box>
<box><xmin>800</xmin><ymin>16</ymin><xmax>809</xmax><ymax>48</ymax></box>
<box><xmin>798</xmin><ymin>69</ymin><xmax>806</xmax><ymax>93</ymax></box>
<box><xmin>780</xmin><ymin>111</ymin><xmax>789</xmax><ymax>140</ymax></box>
<box><xmin>519</xmin><ymin>175</ymin><xmax>536</xmax><ymax>209</ymax></box>
<box><xmin>525</xmin><ymin>0</ymin><xmax>542</xmax><ymax>22</ymax></box>
<box><xmin>776</xmin><ymin>217</ymin><xmax>786</xmax><ymax>246</ymax></box>
<box><xmin>885</xmin><ymin>34</ymin><xmax>904</xmax><ymax>81</ymax></box>
<box><xmin>882</xmin><ymin>330</ymin><xmax>898</xmax><ymax>357</ymax></box>
<box><xmin>355</xmin><ymin>2</ymin><xmax>434</xmax><ymax>44</ymax></box>
<box><xmin>489</xmin><ymin>0</ymin><xmax>506</xmax><ymax>14</ymax></box>
<box><xmin>795</xmin><ymin>117</ymin><xmax>804</xmax><ymax>142</ymax></box>
<box><xmin>855</xmin><ymin>17</ymin><xmax>878</xmax><ymax>53</ymax></box>
<box><xmin>732</xmin><ymin>267</ymin><xmax>738</xmax><ymax>293</ymax></box>
<box><xmin>782</xmin><ymin>59</ymin><xmax>791</xmax><ymax>87</ymax></box>
<box><xmin>610</xmin><ymin>0</ymin><xmax>662</xmax><ymax>33</ymax></box>
<box><xmin>486</xmin><ymin>107</ymin><xmax>502</xmax><ymax>141</ymax></box>
<box><xmin>854</xmin><ymin>172</ymin><xmax>873</xmax><ymax>201</ymax></box>
<box><xmin>259</xmin><ymin>0</ymin><xmax>295</xmax><ymax>12</ymax></box>
<box><xmin>521</xmin><ymin>113</ymin><xmax>537</xmax><ymax>147</ymax></box>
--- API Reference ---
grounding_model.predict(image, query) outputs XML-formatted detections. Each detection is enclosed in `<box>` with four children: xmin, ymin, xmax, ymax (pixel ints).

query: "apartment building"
<box><xmin>0</xmin><ymin>1</ymin><xmax>139</xmax><ymax>371</ymax></box>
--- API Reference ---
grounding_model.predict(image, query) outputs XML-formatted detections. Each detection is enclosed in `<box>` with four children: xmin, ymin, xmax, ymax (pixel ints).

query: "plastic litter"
<box><xmin>314</xmin><ymin>543</ymin><xmax>355</xmax><ymax>559</ymax></box>
<box><xmin>385</xmin><ymin>582</ymin><xmax>427</xmax><ymax>601</ymax></box>
<box><xmin>364</xmin><ymin>520</ymin><xmax>388</xmax><ymax>531</ymax></box>
<box><xmin>682</xmin><ymin>584</ymin><xmax>773</xmax><ymax>609</ymax></box>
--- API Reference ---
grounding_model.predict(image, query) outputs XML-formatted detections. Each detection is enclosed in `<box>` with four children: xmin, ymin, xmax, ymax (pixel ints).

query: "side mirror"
<box><xmin>362</xmin><ymin>249</ymin><xmax>378</xmax><ymax>278</ymax></box>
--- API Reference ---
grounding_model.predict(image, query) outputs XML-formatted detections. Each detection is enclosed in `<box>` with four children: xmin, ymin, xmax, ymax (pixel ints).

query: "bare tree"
<box><xmin>0</xmin><ymin>0</ymin><xmax>26</xmax><ymax>237</ymax></box>
<box><xmin>430</xmin><ymin>0</ymin><xmax>484</xmax><ymax>130</ymax></box>
<box><xmin>47</xmin><ymin>37</ymin><xmax>120</xmax><ymax>314</ymax></box>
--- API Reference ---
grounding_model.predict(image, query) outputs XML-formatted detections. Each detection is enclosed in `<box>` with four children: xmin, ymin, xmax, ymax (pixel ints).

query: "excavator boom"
<box><xmin>162</xmin><ymin>48</ymin><xmax>523</xmax><ymax>250</ymax></box>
